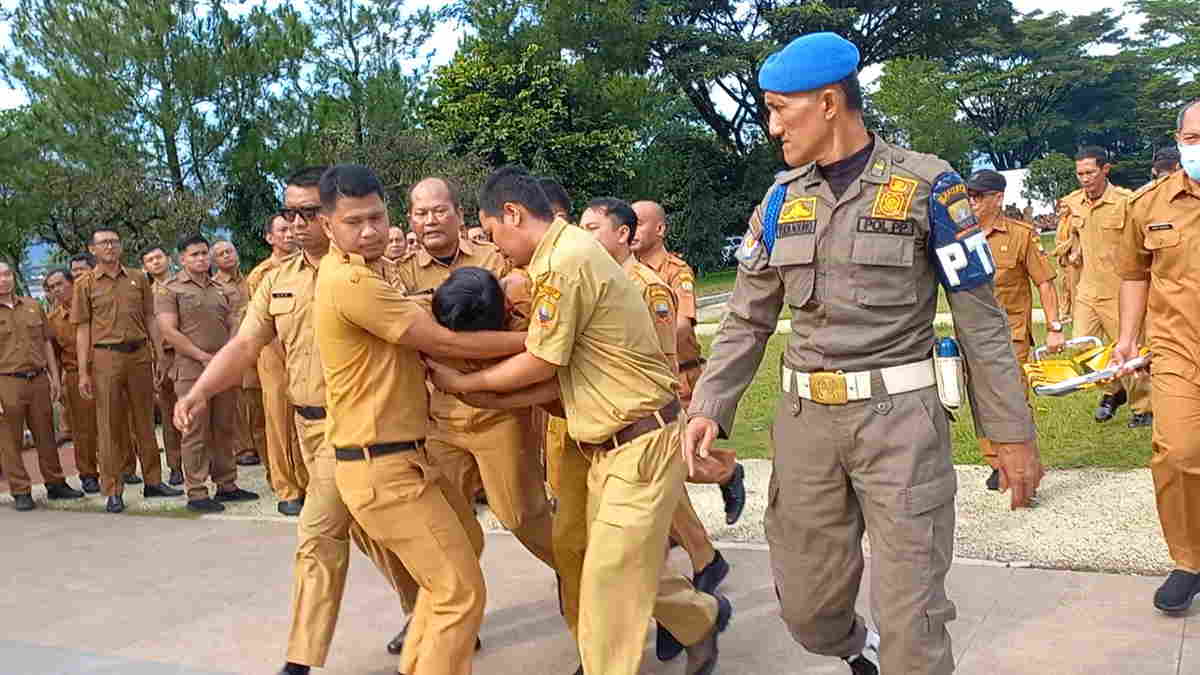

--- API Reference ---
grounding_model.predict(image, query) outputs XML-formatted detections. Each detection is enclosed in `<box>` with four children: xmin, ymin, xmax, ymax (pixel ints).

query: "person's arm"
<box><xmin>157</xmin><ymin>312</ymin><xmax>213</xmax><ymax>363</ymax></box>
<box><xmin>1025</xmin><ymin>230</ymin><xmax>1063</xmax><ymax>351</ymax></box>
<box><xmin>142</xmin><ymin>272</ymin><xmax>162</xmax><ymax>357</ymax></box>
<box><xmin>428</xmin><ymin>350</ymin><xmax>557</xmax><ymax>394</ymax></box>
<box><xmin>1035</xmin><ymin>279</ymin><xmax>1065</xmax><ymax>351</ymax></box>
<box><xmin>1111</xmin><ymin>204</ymin><xmax>1152</xmax><ymax>371</ymax></box>
<box><xmin>70</xmin><ymin>279</ymin><xmax>94</xmax><ymax>399</ymax></box>
<box><xmin>44</xmin><ymin>339</ymin><xmax>61</xmax><ymax>402</ymax></box>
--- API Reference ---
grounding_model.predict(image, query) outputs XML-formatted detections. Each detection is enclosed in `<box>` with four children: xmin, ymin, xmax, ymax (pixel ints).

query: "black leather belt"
<box><xmin>579</xmin><ymin>399</ymin><xmax>682</xmax><ymax>453</ymax></box>
<box><xmin>0</xmin><ymin>369</ymin><xmax>45</xmax><ymax>380</ymax></box>
<box><xmin>678</xmin><ymin>358</ymin><xmax>707</xmax><ymax>371</ymax></box>
<box><xmin>295</xmin><ymin>406</ymin><xmax>326</xmax><ymax>420</ymax></box>
<box><xmin>335</xmin><ymin>440</ymin><xmax>424</xmax><ymax>461</ymax></box>
<box><xmin>94</xmin><ymin>340</ymin><xmax>146</xmax><ymax>353</ymax></box>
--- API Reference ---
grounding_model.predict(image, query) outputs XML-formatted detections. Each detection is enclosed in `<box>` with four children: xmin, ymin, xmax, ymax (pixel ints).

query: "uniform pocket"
<box><xmin>1144</xmin><ymin>228</ymin><xmax>1185</xmax><ymax>280</ymax></box>
<box><xmin>770</xmin><ymin>235</ymin><xmax>816</xmax><ymax>308</ymax></box>
<box><xmin>852</xmin><ymin>233</ymin><xmax>918</xmax><ymax>306</ymax></box>
<box><xmin>268</xmin><ymin>295</ymin><xmax>297</xmax><ymax>315</ymax></box>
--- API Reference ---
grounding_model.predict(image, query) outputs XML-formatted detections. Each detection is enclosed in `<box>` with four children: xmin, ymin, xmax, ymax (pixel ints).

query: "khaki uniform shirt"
<box><xmin>239</xmin><ymin>252</ymin><xmax>325</xmax><ymax>408</ymax></box>
<box><xmin>622</xmin><ymin>256</ymin><xmax>679</xmax><ymax>372</ymax></box>
<box><xmin>149</xmin><ymin>273</ymin><xmax>175</xmax><ymax>362</ymax></box>
<box><xmin>398</xmin><ymin>238</ymin><xmax>511</xmax><ymax>431</ymax></box>
<box><xmin>70</xmin><ymin>266</ymin><xmax>154</xmax><ymax>345</ymax></box>
<box><xmin>0</xmin><ymin>297</ymin><xmax>49</xmax><ymax>372</ymax></box>
<box><xmin>155</xmin><ymin>273</ymin><xmax>235</xmax><ymax>381</ymax></box>
<box><xmin>1117</xmin><ymin>171</ymin><xmax>1200</xmax><ymax>383</ymax></box>
<box><xmin>640</xmin><ymin>246</ymin><xmax>700</xmax><ymax>365</ymax></box>
<box><xmin>689</xmin><ymin>135</ymin><xmax>1035</xmax><ymax>443</ymax></box>
<box><xmin>213</xmin><ymin>269</ymin><xmax>249</xmax><ymax>329</ymax></box>
<box><xmin>985</xmin><ymin>215</ymin><xmax>1056</xmax><ymax>342</ymax></box>
<box><xmin>525</xmin><ymin>218</ymin><xmax>678</xmax><ymax>444</ymax></box>
<box><xmin>314</xmin><ymin>243</ymin><xmax>429</xmax><ymax>448</ymax></box>
<box><xmin>47</xmin><ymin>303</ymin><xmax>78</xmax><ymax>373</ymax></box>
<box><xmin>1060</xmin><ymin>183</ymin><xmax>1134</xmax><ymax>303</ymax></box>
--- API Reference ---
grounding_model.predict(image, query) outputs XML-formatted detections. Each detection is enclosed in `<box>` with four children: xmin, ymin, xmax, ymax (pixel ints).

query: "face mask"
<box><xmin>1180</xmin><ymin>143</ymin><xmax>1200</xmax><ymax>181</ymax></box>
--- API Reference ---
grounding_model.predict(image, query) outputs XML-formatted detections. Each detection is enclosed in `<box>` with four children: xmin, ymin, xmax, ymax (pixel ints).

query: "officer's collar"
<box><xmin>95</xmin><ymin>264</ymin><xmax>129</xmax><ymax>280</ymax></box>
<box><xmin>417</xmin><ymin>238</ymin><xmax>469</xmax><ymax>268</ymax></box>
<box><xmin>1166</xmin><ymin>170</ymin><xmax>1200</xmax><ymax>201</ymax></box>
<box><xmin>795</xmin><ymin>132</ymin><xmax>892</xmax><ymax>189</ymax></box>
<box><xmin>638</xmin><ymin>244</ymin><xmax>668</xmax><ymax>271</ymax></box>
<box><xmin>530</xmin><ymin>218</ymin><xmax>570</xmax><ymax>267</ymax></box>
<box><xmin>180</xmin><ymin>270</ymin><xmax>213</xmax><ymax>287</ymax></box>
<box><xmin>331</xmin><ymin>241</ymin><xmax>369</xmax><ymax>268</ymax></box>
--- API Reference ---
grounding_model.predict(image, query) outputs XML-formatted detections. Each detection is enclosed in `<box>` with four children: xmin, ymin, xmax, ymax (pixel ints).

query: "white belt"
<box><xmin>782</xmin><ymin>359</ymin><xmax>937</xmax><ymax>405</ymax></box>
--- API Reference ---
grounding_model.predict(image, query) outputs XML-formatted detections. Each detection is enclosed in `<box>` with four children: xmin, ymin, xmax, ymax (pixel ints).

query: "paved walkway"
<box><xmin>1</xmin><ymin>511</ymin><xmax>1196</xmax><ymax>674</ymax></box>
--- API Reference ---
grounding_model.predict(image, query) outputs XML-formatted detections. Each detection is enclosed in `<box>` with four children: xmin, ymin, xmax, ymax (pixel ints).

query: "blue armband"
<box><xmin>929</xmin><ymin>171</ymin><xmax>994</xmax><ymax>291</ymax></box>
<box><xmin>759</xmin><ymin>184</ymin><xmax>788</xmax><ymax>257</ymax></box>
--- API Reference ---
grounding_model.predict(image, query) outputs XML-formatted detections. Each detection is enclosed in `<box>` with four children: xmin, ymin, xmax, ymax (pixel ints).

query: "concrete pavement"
<box><xmin>1</xmin><ymin>510</ymin><xmax>1197</xmax><ymax>674</ymax></box>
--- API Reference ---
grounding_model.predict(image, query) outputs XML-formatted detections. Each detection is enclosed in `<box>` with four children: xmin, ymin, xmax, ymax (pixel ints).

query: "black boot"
<box><xmin>1154</xmin><ymin>570</ymin><xmax>1200</xmax><ymax>613</ymax></box>
<box><xmin>1094</xmin><ymin>390</ymin><xmax>1127</xmax><ymax>422</ymax></box>
<box><xmin>106</xmin><ymin>495</ymin><xmax>125</xmax><ymax>513</ymax></box>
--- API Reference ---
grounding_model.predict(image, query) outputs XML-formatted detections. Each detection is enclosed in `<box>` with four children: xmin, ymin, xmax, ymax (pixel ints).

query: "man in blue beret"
<box><xmin>683</xmin><ymin>32</ymin><xmax>1042</xmax><ymax>675</ymax></box>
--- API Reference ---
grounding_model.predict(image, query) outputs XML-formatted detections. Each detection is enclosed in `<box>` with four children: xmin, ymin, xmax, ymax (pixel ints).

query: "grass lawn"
<box><xmin>702</xmin><ymin>322</ymin><xmax>1153</xmax><ymax>470</ymax></box>
<box><xmin>695</xmin><ymin>268</ymin><xmax>737</xmax><ymax>298</ymax></box>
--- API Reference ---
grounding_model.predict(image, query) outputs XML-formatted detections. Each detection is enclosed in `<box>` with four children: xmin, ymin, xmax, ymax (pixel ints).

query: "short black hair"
<box><xmin>537</xmin><ymin>177</ymin><xmax>571</xmax><ymax>216</ymax></box>
<box><xmin>1075</xmin><ymin>145</ymin><xmax>1110</xmax><ymax>166</ymax></box>
<box><xmin>69</xmin><ymin>252</ymin><xmax>96</xmax><ymax>268</ymax></box>
<box><xmin>836</xmin><ymin>73</ymin><xmax>863</xmax><ymax>112</ymax></box>
<box><xmin>586</xmin><ymin>197</ymin><xmax>639</xmax><ymax>245</ymax></box>
<box><xmin>319</xmin><ymin>164</ymin><xmax>386</xmax><ymax>213</ymax></box>
<box><xmin>264</xmin><ymin>212</ymin><xmax>283</xmax><ymax>237</ymax></box>
<box><xmin>479</xmin><ymin>165</ymin><xmax>554</xmax><ymax>221</ymax></box>
<box><xmin>44</xmin><ymin>267</ymin><xmax>72</xmax><ymax>286</ymax></box>
<box><xmin>286</xmin><ymin>166</ymin><xmax>329</xmax><ymax>189</ymax></box>
<box><xmin>432</xmin><ymin>267</ymin><xmax>506</xmax><ymax>332</ymax></box>
<box><xmin>176</xmin><ymin>233</ymin><xmax>210</xmax><ymax>254</ymax></box>
<box><xmin>1154</xmin><ymin>146</ymin><xmax>1181</xmax><ymax>163</ymax></box>
<box><xmin>90</xmin><ymin>227</ymin><xmax>120</xmax><ymax>245</ymax></box>
<box><xmin>140</xmin><ymin>244</ymin><xmax>167</xmax><ymax>261</ymax></box>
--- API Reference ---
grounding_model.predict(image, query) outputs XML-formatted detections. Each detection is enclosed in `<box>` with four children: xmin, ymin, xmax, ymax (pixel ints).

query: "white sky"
<box><xmin>0</xmin><ymin>0</ymin><xmax>1144</xmax><ymax>110</ymax></box>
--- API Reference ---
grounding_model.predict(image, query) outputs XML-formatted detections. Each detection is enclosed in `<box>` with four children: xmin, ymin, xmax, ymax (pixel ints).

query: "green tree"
<box><xmin>426</xmin><ymin>43</ymin><xmax>638</xmax><ymax>206</ymax></box>
<box><xmin>872</xmin><ymin>58</ymin><xmax>976</xmax><ymax>173</ymax></box>
<box><xmin>1022</xmin><ymin>152</ymin><xmax>1077</xmax><ymax>207</ymax></box>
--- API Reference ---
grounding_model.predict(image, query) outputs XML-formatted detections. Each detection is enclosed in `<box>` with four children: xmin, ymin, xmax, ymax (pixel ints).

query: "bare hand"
<box><xmin>994</xmin><ymin>441</ymin><xmax>1044</xmax><ymax>509</ymax></box>
<box><xmin>682</xmin><ymin>416</ymin><xmax>719</xmax><ymax>478</ymax></box>
<box><xmin>174</xmin><ymin>394</ymin><xmax>207</xmax><ymax>434</ymax></box>
<box><xmin>79</xmin><ymin>374</ymin><xmax>94</xmax><ymax>401</ymax></box>
<box><xmin>425</xmin><ymin>360</ymin><xmax>469</xmax><ymax>394</ymax></box>
<box><xmin>1110</xmin><ymin>340</ymin><xmax>1147</xmax><ymax>377</ymax></box>
<box><xmin>198</xmin><ymin>352</ymin><xmax>214</xmax><ymax>364</ymax></box>
<box><xmin>1045</xmin><ymin>330</ymin><xmax>1066</xmax><ymax>353</ymax></box>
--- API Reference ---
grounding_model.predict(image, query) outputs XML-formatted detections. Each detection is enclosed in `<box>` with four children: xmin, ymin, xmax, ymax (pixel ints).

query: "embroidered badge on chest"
<box><xmin>871</xmin><ymin>176</ymin><xmax>918</xmax><ymax>220</ymax></box>
<box><xmin>778</xmin><ymin>197</ymin><xmax>817</xmax><ymax>224</ymax></box>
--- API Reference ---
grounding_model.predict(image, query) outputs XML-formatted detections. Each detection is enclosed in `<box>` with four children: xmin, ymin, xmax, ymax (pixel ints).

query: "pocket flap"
<box><xmin>902</xmin><ymin>472</ymin><xmax>957</xmax><ymax>516</ymax></box>
<box><xmin>769</xmin><ymin>234</ymin><xmax>816</xmax><ymax>267</ymax></box>
<box><xmin>268</xmin><ymin>295</ymin><xmax>297</xmax><ymax>315</ymax></box>
<box><xmin>1144</xmin><ymin>228</ymin><xmax>1181</xmax><ymax>250</ymax></box>
<box><xmin>852</xmin><ymin>232</ymin><xmax>914</xmax><ymax>267</ymax></box>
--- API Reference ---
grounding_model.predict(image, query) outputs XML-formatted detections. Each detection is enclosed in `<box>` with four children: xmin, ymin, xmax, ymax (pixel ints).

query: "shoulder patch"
<box><xmin>648</xmin><ymin>284</ymin><xmax>673</xmax><ymax>323</ymax></box>
<box><xmin>929</xmin><ymin>171</ymin><xmax>994</xmax><ymax>291</ymax></box>
<box><xmin>871</xmin><ymin>175</ymin><xmax>919</xmax><ymax>220</ymax></box>
<box><xmin>533</xmin><ymin>281</ymin><xmax>561</xmax><ymax>325</ymax></box>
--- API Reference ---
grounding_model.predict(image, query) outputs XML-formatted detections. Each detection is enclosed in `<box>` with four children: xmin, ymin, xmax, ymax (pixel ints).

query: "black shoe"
<box><xmin>387</xmin><ymin>618</ymin><xmax>411</xmax><ymax>655</ymax></box>
<box><xmin>476</xmin><ymin>637</ymin><xmax>482</xmax><ymax>651</ymax></box>
<box><xmin>215</xmin><ymin>488</ymin><xmax>259</xmax><ymax>502</ymax></box>
<box><xmin>123</xmin><ymin>473</ymin><xmax>143</xmax><ymax>485</ymax></box>
<box><xmin>277</xmin><ymin>663</ymin><xmax>310</xmax><ymax>675</ymax></box>
<box><xmin>236</xmin><ymin>453</ymin><xmax>261</xmax><ymax>466</ymax></box>
<box><xmin>168</xmin><ymin>469</ymin><xmax>184</xmax><ymax>486</ymax></box>
<box><xmin>721</xmin><ymin>463</ymin><xmax>746</xmax><ymax>525</ymax></box>
<box><xmin>13</xmin><ymin>494</ymin><xmax>35</xmax><ymax>511</ymax></box>
<box><xmin>46</xmin><ymin>482</ymin><xmax>85</xmax><ymax>500</ymax></box>
<box><xmin>656</xmin><ymin>623</ymin><xmax>684</xmax><ymax>662</ymax></box>
<box><xmin>845</xmin><ymin>629</ymin><xmax>881</xmax><ymax>674</ymax></box>
<box><xmin>1154</xmin><ymin>569</ymin><xmax>1200</xmax><ymax>613</ymax></box>
<box><xmin>1094</xmin><ymin>390</ymin><xmax>1127</xmax><ymax>422</ymax></box>
<box><xmin>187</xmin><ymin>498</ymin><xmax>225</xmax><ymax>513</ymax></box>
<box><xmin>693</xmin><ymin>551</ymin><xmax>730</xmax><ymax>594</ymax></box>
<box><xmin>1129</xmin><ymin>412</ymin><xmax>1153</xmax><ymax>429</ymax></box>
<box><xmin>570</xmin><ymin>668</ymin><xmax>582</xmax><ymax>675</ymax></box>
<box><xmin>81</xmin><ymin>476</ymin><xmax>100</xmax><ymax>494</ymax></box>
<box><xmin>685</xmin><ymin>593</ymin><xmax>732</xmax><ymax>675</ymax></box>
<box><xmin>985</xmin><ymin>468</ymin><xmax>1001</xmax><ymax>491</ymax></box>
<box><xmin>278</xmin><ymin>498</ymin><xmax>304</xmax><ymax>516</ymax></box>
<box><xmin>144</xmin><ymin>483</ymin><xmax>184</xmax><ymax>498</ymax></box>
<box><xmin>106</xmin><ymin>496</ymin><xmax>125</xmax><ymax>513</ymax></box>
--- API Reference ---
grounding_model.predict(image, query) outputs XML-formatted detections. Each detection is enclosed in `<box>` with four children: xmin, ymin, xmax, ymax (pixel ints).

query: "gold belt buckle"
<box><xmin>809</xmin><ymin>371</ymin><xmax>849</xmax><ymax>405</ymax></box>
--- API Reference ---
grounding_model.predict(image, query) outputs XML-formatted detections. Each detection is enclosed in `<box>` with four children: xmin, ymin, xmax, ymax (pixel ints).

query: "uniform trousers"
<box><xmin>62</xmin><ymin>370</ymin><xmax>98</xmax><ymax>480</ymax></box>
<box><xmin>286</xmin><ymin>413</ymin><xmax>427</xmax><ymax>668</ymax></box>
<box><xmin>768</xmin><ymin>380</ymin><xmax>956</xmax><ymax>675</ymax></box>
<box><xmin>0</xmin><ymin>372</ymin><xmax>65</xmax><ymax>495</ymax></box>
<box><xmin>1150</xmin><ymin>372</ymin><xmax>1200</xmax><ymax>572</ymax></box>
<box><xmin>94</xmin><ymin>344</ymin><xmax>161</xmax><ymax>496</ymax></box>
<box><xmin>173</xmin><ymin>379</ymin><xmax>238</xmax><ymax>500</ymax></box>
<box><xmin>1075</xmin><ymin>296</ymin><xmax>1151</xmax><ymax>413</ymax></box>
<box><xmin>236</xmin><ymin>385</ymin><xmax>266</xmax><ymax>459</ymax></box>
<box><xmin>334</xmin><ymin>440</ymin><xmax>485</xmax><ymax>675</ymax></box>
<box><xmin>262</xmin><ymin>344</ymin><xmax>307</xmax><ymax>501</ymax></box>
<box><xmin>157</xmin><ymin>351</ymin><xmax>182</xmax><ymax>472</ymax></box>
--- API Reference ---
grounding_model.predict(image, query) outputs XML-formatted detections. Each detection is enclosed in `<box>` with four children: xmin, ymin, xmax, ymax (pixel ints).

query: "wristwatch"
<box><xmin>1049</xmin><ymin>320</ymin><xmax>1064</xmax><ymax>333</ymax></box>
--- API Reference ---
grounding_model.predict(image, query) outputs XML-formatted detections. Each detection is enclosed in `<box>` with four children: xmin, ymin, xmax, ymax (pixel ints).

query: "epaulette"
<box><xmin>1129</xmin><ymin>174</ymin><xmax>1170</xmax><ymax>204</ymax></box>
<box><xmin>1004</xmin><ymin>217</ymin><xmax>1037</xmax><ymax>233</ymax></box>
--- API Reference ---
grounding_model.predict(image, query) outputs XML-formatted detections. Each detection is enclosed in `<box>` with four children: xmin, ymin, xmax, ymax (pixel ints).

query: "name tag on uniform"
<box><xmin>1148</xmin><ymin>223</ymin><xmax>1174</xmax><ymax>231</ymax></box>
<box><xmin>778</xmin><ymin>221</ymin><xmax>816</xmax><ymax>237</ymax></box>
<box><xmin>857</xmin><ymin>218</ymin><xmax>915</xmax><ymax>236</ymax></box>
<box><xmin>271</xmin><ymin>292</ymin><xmax>294</xmax><ymax>298</ymax></box>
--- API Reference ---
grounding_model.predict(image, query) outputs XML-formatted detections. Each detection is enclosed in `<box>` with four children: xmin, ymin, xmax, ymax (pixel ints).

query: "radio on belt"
<box><xmin>934</xmin><ymin>337</ymin><xmax>965</xmax><ymax>410</ymax></box>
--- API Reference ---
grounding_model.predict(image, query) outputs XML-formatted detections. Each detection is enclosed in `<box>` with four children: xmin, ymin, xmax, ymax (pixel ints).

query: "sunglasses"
<box><xmin>279</xmin><ymin>206</ymin><xmax>321</xmax><ymax>223</ymax></box>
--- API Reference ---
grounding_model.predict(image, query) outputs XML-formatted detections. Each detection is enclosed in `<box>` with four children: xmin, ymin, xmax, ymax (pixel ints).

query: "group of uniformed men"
<box><xmin>3</xmin><ymin>30</ymin><xmax>1199</xmax><ymax>675</ymax></box>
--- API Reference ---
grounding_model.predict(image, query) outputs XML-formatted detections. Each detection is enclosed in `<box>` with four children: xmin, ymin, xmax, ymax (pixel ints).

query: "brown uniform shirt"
<box><xmin>622</xmin><ymin>256</ymin><xmax>679</xmax><ymax>373</ymax></box>
<box><xmin>0</xmin><ymin>297</ymin><xmax>49</xmax><ymax>372</ymax></box>
<box><xmin>398</xmin><ymin>237</ymin><xmax>511</xmax><ymax>431</ymax></box>
<box><xmin>314</xmin><ymin>243</ymin><xmax>429</xmax><ymax>448</ymax></box>
<box><xmin>213</xmin><ymin>269</ymin><xmax>249</xmax><ymax>329</ymax></box>
<box><xmin>47</xmin><ymin>303</ymin><xmax>78</xmax><ymax>373</ymax></box>
<box><xmin>985</xmin><ymin>215</ymin><xmax>1056</xmax><ymax>343</ymax></box>
<box><xmin>243</xmin><ymin>254</ymin><xmax>292</xmax><ymax>389</ymax></box>
<box><xmin>149</xmin><ymin>272</ymin><xmax>176</xmax><ymax>361</ymax></box>
<box><xmin>238</xmin><ymin>252</ymin><xmax>325</xmax><ymax>408</ymax></box>
<box><xmin>689</xmin><ymin>135</ymin><xmax>1035</xmax><ymax>443</ymax></box>
<box><xmin>154</xmin><ymin>273</ymin><xmax>235</xmax><ymax>381</ymax></box>
<box><xmin>1117</xmin><ymin>170</ymin><xmax>1200</xmax><ymax>382</ymax></box>
<box><xmin>640</xmin><ymin>247</ymin><xmax>700</xmax><ymax>365</ymax></box>
<box><xmin>1060</xmin><ymin>183</ymin><xmax>1134</xmax><ymax>303</ymax></box>
<box><xmin>525</xmin><ymin>218</ymin><xmax>678</xmax><ymax>444</ymax></box>
<box><xmin>70</xmin><ymin>266</ymin><xmax>154</xmax><ymax>344</ymax></box>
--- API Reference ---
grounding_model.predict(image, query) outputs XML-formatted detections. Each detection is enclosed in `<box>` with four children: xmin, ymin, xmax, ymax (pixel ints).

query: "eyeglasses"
<box><xmin>93</xmin><ymin>239</ymin><xmax>121</xmax><ymax>248</ymax></box>
<box><xmin>279</xmin><ymin>206</ymin><xmax>321</xmax><ymax>223</ymax></box>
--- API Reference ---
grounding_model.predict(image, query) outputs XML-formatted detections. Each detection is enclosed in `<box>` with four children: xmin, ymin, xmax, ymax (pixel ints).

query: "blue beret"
<box><xmin>758</xmin><ymin>32</ymin><xmax>860</xmax><ymax>94</ymax></box>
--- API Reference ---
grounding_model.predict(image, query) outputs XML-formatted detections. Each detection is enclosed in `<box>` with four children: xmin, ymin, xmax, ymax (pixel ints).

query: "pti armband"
<box><xmin>929</xmin><ymin>172</ymin><xmax>994</xmax><ymax>291</ymax></box>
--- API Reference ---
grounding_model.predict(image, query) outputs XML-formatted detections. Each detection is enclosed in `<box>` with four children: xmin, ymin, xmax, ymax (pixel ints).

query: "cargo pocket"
<box><xmin>851</xmin><ymin>233</ymin><xmax>917</xmax><ymax>306</ymax></box>
<box><xmin>593</xmin><ymin>442</ymin><xmax>653</xmax><ymax>529</ymax></box>
<box><xmin>770</xmin><ymin>235</ymin><xmax>816</xmax><ymax>308</ymax></box>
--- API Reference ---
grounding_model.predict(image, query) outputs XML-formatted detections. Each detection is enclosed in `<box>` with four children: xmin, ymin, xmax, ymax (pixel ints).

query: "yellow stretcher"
<box><xmin>1023</xmin><ymin>336</ymin><xmax>1150</xmax><ymax>397</ymax></box>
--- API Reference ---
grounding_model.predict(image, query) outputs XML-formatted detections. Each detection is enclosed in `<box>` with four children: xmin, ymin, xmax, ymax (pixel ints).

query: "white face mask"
<box><xmin>1180</xmin><ymin>142</ymin><xmax>1200</xmax><ymax>182</ymax></box>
